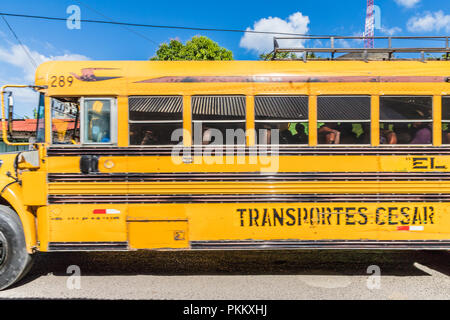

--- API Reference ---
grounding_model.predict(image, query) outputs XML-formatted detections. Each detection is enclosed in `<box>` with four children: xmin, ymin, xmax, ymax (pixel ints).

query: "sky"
<box><xmin>0</xmin><ymin>0</ymin><xmax>449</xmax><ymax>117</ymax></box>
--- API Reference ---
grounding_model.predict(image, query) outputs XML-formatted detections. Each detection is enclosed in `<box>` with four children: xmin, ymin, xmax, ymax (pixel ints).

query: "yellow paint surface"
<box><xmin>3</xmin><ymin>60</ymin><xmax>450</xmax><ymax>251</ymax></box>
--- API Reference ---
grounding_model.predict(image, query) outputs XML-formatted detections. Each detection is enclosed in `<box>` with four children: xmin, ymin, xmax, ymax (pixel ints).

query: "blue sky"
<box><xmin>0</xmin><ymin>0</ymin><xmax>449</xmax><ymax>117</ymax></box>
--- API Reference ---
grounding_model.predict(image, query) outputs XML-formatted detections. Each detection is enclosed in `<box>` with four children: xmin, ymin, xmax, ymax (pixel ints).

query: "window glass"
<box><xmin>36</xmin><ymin>93</ymin><xmax>45</xmax><ymax>143</ymax></box>
<box><xmin>192</xmin><ymin>96</ymin><xmax>246</xmax><ymax>145</ymax></box>
<box><xmin>129</xmin><ymin>96</ymin><xmax>182</xmax><ymax>121</ymax></box>
<box><xmin>380</xmin><ymin>97</ymin><xmax>432</xmax><ymax>145</ymax></box>
<box><xmin>318</xmin><ymin>122</ymin><xmax>370</xmax><ymax>145</ymax></box>
<box><xmin>380</xmin><ymin>97</ymin><xmax>432</xmax><ymax>120</ymax></box>
<box><xmin>317</xmin><ymin>96</ymin><xmax>371</xmax><ymax>145</ymax></box>
<box><xmin>129</xmin><ymin>123</ymin><xmax>183</xmax><ymax>145</ymax></box>
<box><xmin>51</xmin><ymin>98</ymin><xmax>80</xmax><ymax>144</ymax></box>
<box><xmin>84</xmin><ymin>99</ymin><xmax>111</xmax><ymax>144</ymax></box>
<box><xmin>128</xmin><ymin>96</ymin><xmax>183</xmax><ymax>146</ymax></box>
<box><xmin>255</xmin><ymin>96</ymin><xmax>308</xmax><ymax>145</ymax></box>
<box><xmin>442</xmin><ymin>97</ymin><xmax>450</xmax><ymax>144</ymax></box>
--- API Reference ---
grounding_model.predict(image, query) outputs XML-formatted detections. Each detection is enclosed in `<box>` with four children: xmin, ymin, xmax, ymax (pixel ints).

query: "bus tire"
<box><xmin>0</xmin><ymin>205</ymin><xmax>33</xmax><ymax>290</ymax></box>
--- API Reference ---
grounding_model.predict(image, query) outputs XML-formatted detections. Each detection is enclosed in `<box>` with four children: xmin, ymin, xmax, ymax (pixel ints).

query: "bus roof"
<box><xmin>35</xmin><ymin>60</ymin><xmax>450</xmax><ymax>96</ymax></box>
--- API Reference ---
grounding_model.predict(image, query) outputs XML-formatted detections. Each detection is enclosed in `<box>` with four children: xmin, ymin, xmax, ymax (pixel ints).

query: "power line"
<box><xmin>1</xmin><ymin>11</ymin><xmax>444</xmax><ymax>44</ymax></box>
<box><xmin>73</xmin><ymin>0</ymin><xmax>158</xmax><ymax>45</ymax></box>
<box><xmin>0</xmin><ymin>15</ymin><xmax>38</xmax><ymax>68</ymax></box>
<box><xmin>0</xmin><ymin>11</ymin><xmax>325</xmax><ymax>37</ymax></box>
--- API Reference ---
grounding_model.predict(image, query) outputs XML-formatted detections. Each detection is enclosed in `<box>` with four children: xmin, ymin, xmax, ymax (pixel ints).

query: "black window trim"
<box><xmin>379</xmin><ymin>95</ymin><xmax>433</xmax><ymax>146</ymax></box>
<box><xmin>254</xmin><ymin>95</ymin><xmax>309</xmax><ymax>146</ymax></box>
<box><xmin>191</xmin><ymin>95</ymin><xmax>247</xmax><ymax>146</ymax></box>
<box><xmin>128</xmin><ymin>95</ymin><xmax>184</xmax><ymax>147</ymax></box>
<box><xmin>317</xmin><ymin>95</ymin><xmax>372</xmax><ymax>147</ymax></box>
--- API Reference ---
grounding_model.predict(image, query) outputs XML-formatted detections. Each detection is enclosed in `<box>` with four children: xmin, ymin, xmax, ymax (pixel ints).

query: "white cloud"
<box><xmin>352</xmin><ymin>31</ymin><xmax>365</xmax><ymax>45</ymax></box>
<box><xmin>380</xmin><ymin>26</ymin><xmax>402</xmax><ymax>36</ymax></box>
<box><xmin>407</xmin><ymin>11</ymin><xmax>450</xmax><ymax>32</ymax></box>
<box><xmin>239</xmin><ymin>12</ymin><xmax>310</xmax><ymax>54</ymax></box>
<box><xmin>0</xmin><ymin>44</ymin><xmax>89</xmax><ymax>82</ymax></box>
<box><xmin>336</xmin><ymin>39</ymin><xmax>351</xmax><ymax>48</ymax></box>
<box><xmin>394</xmin><ymin>0</ymin><xmax>421</xmax><ymax>8</ymax></box>
<box><xmin>0</xmin><ymin>44</ymin><xmax>89</xmax><ymax>117</ymax></box>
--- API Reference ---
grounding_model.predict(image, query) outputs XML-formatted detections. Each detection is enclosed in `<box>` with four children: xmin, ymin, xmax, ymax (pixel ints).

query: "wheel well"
<box><xmin>0</xmin><ymin>192</ymin><xmax>37</xmax><ymax>253</ymax></box>
<box><xmin>0</xmin><ymin>196</ymin><xmax>13</xmax><ymax>209</ymax></box>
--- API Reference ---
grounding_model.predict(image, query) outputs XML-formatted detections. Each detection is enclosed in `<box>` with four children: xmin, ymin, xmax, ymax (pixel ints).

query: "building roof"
<box><xmin>11</xmin><ymin>119</ymin><xmax>38</xmax><ymax>132</ymax></box>
<box><xmin>6</xmin><ymin>119</ymin><xmax>76</xmax><ymax>133</ymax></box>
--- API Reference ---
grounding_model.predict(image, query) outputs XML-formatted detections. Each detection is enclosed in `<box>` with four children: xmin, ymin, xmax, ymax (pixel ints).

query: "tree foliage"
<box><xmin>151</xmin><ymin>36</ymin><xmax>233</xmax><ymax>61</ymax></box>
<box><xmin>259</xmin><ymin>51</ymin><xmax>317</xmax><ymax>60</ymax></box>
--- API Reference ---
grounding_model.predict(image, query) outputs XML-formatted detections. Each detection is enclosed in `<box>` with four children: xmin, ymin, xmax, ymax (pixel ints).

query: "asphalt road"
<box><xmin>0</xmin><ymin>250</ymin><xmax>448</xmax><ymax>299</ymax></box>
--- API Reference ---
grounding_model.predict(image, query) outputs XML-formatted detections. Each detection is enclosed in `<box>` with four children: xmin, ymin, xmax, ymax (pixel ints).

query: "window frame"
<box><xmin>441</xmin><ymin>96</ymin><xmax>450</xmax><ymax>145</ymax></box>
<box><xmin>35</xmin><ymin>93</ymin><xmax>46</xmax><ymax>143</ymax></box>
<box><xmin>191</xmin><ymin>95</ymin><xmax>247</xmax><ymax>146</ymax></box>
<box><xmin>49</xmin><ymin>96</ymin><xmax>82</xmax><ymax>146</ymax></box>
<box><xmin>128</xmin><ymin>95</ymin><xmax>184</xmax><ymax>147</ymax></box>
<box><xmin>254</xmin><ymin>95</ymin><xmax>309</xmax><ymax>146</ymax></box>
<box><xmin>316</xmin><ymin>95</ymin><xmax>372</xmax><ymax>147</ymax></box>
<box><xmin>80</xmin><ymin>97</ymin><xmax>117</xmax><ymax>146</ymax></box>
<box><xmin>379</xmin><ymin>95</ymin><xmax>433</xmax><ymax>146</ymax></box>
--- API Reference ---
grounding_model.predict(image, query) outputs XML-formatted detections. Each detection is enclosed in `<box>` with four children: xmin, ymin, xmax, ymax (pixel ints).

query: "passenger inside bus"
<box><xmin>318</xmin><ymin>123</ymin><xmax>340</xmax><ymax>144</ymax></box>
<box><xmin>338</xmin><ymin>123</ymin><xmax>358</xmax><ymax>144</ymax></box>
<box><xmin>202</xmin><ymin>126</ymin><xmax>214</xmax><ymax>145</ymax></box>
<box><xmin>380</xmin><ymin>127</ymin><xmax>397</xmax><ymax>144</ymax></box>
<box><xmin>380</xmin><ymin>122</ymin><xmax>432</xmax><ymax>145</ymax></box>
<box><xmin>318</xmin><ymin>122</ymin><xmax>371</xmax><ymax>145</ymax></box>
<box><xmin>279</xmin><ymin>123</ymin><xmax>294</xmax><ymax>144</ymax></box>
<box><xmin>129</xmin><ymin>123</ymin><xmax>182</xmax><ymax>145</ymax></box>
<box><xmin>393</xmin><ymin>123</ymin><xmax>412</xmax><ymax>144</ymax></box>
<box><xmin>255</xmin><ymin>123</ymin><xmax>309</xmax><ymax>145</ymax></box>
<box><xmin>199</xmin><ymin>123</ymin><xmax>246</xmax><ymax>145</ymax></box>
<box><xmin>141</xmin><ymin>129</ymin><xmax>159</xmax><ymax>145</ymax></box>
<box><xmin>357</xmin><ymin>123</ymin><xmax>371</xmax><ymax>144</ymax></box>
<box><xmin>293</xmin><ymin>123</ymin><xmax>308</xmax><ymax>144</ymax></box>
<box><xmin>443</xmin><ymin>127</ymin><xmax>450</xmax><ymax>144</ymax></box>
<box><xmin>410</xmin><ymin>122</ymin><xmax>432</xmax><ymax>144</ymax></box>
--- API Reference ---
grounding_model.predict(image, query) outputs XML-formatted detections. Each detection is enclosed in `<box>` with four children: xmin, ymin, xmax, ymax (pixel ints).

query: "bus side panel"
<box><xmin>123</xmin><ymin>202</ymin><xmax>449</xmax><ymax>249</ymax></box>
<box><xmin>127</xmin><ymin>205</ymin><xmax>189</xmax><ymax>249</ymax></box>
<box><xmin>128</xmin><ymin>221</ymin><xmax>189</xmax><ymax>249</ymax></box>
<box><xmin>44</xmin><ymin>204</ymin><xmax>128</xmax><ymax>251</ymax></box>
<box><xmin>186</xmin><ymin>202</ymin><xmax>447</xmax><ymax>241</ymax></box>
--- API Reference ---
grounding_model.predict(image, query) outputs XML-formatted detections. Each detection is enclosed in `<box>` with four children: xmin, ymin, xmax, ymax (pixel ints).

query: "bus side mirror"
<box><xmin>0</xmin><ymin>85</ymin><xmax>35</xmax><ymax>147</ymax></box>
<box><xmin>7</xmin><ymin>92</ymin><xmax>14</xmax><ymax>137</ymax></box>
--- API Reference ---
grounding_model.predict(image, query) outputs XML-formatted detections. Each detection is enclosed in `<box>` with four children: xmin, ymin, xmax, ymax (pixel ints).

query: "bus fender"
<box><xmin>0</xmin><ymin>183</ymin><xmax>37</xmax><ymax>253</ymax></box>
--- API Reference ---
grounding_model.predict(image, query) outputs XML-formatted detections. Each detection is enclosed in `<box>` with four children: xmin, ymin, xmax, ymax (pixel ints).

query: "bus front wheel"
<box><xmin>0</xmin><ymin>205</ymin><xmax>33</xmax><ymax>290</ymax></box>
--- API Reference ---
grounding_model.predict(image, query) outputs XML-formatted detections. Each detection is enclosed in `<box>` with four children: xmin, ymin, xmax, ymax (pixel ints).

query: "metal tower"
<box><xmin>364</xmin><ymin>0</ymin><xmax>375</xmax><ymax>48</ymax></box>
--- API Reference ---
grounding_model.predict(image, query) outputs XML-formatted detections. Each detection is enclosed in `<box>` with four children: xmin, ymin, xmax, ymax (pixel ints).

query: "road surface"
<box><xmin>0</xmin><ymin>250</ymin><xmax>448</xmax><ymax>299</ymax></box>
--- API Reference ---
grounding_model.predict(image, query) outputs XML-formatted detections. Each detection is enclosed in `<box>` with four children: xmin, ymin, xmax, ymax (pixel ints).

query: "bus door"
<box><xmin>43</xmin><ymin>97</ymin><xmax>128</xmax><ymax>250</ymax></box>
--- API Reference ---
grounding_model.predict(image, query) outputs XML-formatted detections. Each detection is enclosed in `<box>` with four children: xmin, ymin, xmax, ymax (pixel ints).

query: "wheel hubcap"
<box><xmin>0</xmin><ymin>231</ymin><xmax>7</xmax><ymax>268</ymax></box>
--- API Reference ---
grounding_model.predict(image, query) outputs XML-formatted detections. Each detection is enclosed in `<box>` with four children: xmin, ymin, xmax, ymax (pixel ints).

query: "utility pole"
<box><xmin>364</xmin><ymin>0</ymin><xmax>375</xmax><ymax>48</ymax></box>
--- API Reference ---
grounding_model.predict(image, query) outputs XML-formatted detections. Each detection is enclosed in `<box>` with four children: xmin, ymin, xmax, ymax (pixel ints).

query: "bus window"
<box><xmin>129</xmin><ymin>96</ymin><xmax>183</xmax><ymax>146</ymax></box>
<box><xmin>442</xmin><ymin>97</ymin><xmax>450</xmax><ymax>144</ymax></box>
<box><xmin>317</xmin><ymin>96</ymin><xmax>371</xmax><ymax>145</ymax></box>
<box><xmin>83</xmin><ymin>98</ymin><xmax>115</xmax><ymax>144</ymax></box>
<box><xmin>51</xmin><ymin>97</ymin><xmax>80</xmax><ymax>145</ymax></box>
<box><xmin>36</xmin><ymin>93</ymin><xmax>45</xmax><ymax>143</ymax></box>
<box><xmin>192</xmin><ymin>96</ymin><xmax>246</xmax><ymax>146</ymax></box>
<box><xmin>380</xmin><ymin>96</ymin><xmax>432</xmax><ymax>145</ymax></box>
<box><xmin>255</xmin><ymin>96</ymin><xmax>308</xmax><ymax>145</ymax></box>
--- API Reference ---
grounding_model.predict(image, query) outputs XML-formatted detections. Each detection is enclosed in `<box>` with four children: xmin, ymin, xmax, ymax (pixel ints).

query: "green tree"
<box><xmin>259</xmin><ymin>51</ymin><xmax>317</xmax><ymax>60</ymax></box>
<box><xmin>151</xmin><ymin>36</ymin><xmax>233</xmax><ymax>61</ymax></box>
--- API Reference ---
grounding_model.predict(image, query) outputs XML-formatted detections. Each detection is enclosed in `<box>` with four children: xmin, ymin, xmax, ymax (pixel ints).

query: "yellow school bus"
<box><xmin>0</xmin><ymin>56</ymin><xmax>449</xmax><ymax>289</ymax></box>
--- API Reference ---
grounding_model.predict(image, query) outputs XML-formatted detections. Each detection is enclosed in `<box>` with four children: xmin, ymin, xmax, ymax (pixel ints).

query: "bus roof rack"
<box><xmin>271</xmin><ymin>36</ymin><xmax>450</xmax><ymax>62</ymax></box>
